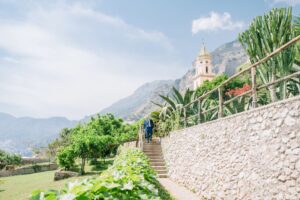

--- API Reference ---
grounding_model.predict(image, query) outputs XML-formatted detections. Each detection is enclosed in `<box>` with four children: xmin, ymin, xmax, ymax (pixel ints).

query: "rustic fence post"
<box><xmin>251</xmin><ymin>66</ymin><xmax>257</xmax><ymax>108</ymax></box>
<box><xmin>183</xmin><ymin>107</ymin><xmax>187</xmax><ymax>128</ymax></box>
<box><xmin>198</xmin><ymin>99</ymin><xmax>201</xmax><ymax>124</ymax></box>
<box><xmin>218</xmin><ymin>87</ymin><xmax>223</xmax><ymax>118</ymax></box>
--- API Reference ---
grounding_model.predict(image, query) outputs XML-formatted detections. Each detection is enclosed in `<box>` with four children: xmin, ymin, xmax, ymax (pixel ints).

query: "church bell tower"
<box><xmin>193</xmin><ymin>44</ymin><xmax>215</xmax><ymax>90</ymax></box>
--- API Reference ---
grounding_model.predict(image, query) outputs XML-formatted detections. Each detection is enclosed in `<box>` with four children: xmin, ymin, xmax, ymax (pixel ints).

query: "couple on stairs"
<box><xmin>143</xmin><ymin>118</ymin><xmax>154</xmax><ymax>143</ymax></box>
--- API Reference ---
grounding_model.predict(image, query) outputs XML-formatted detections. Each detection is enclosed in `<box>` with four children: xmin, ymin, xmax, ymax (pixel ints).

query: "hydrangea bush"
<box><xmin>29</xmin><ymin>149</ymin><xmax>172</xmax><ymax>200</ymax></box>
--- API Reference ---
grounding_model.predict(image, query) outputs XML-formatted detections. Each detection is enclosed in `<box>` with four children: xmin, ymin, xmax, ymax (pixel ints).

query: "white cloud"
<box><xmin>266</xmin><ymin>0</ymin><xmax>300</xmax><ymax>5</ymax></box>
<box><xmin>192</xmin><ymin>12</ymin><xmax>244</xmax><ymax>34</ymax></box>
<box><xmin>0</xmin><ymin>2</ymin><xmax>182</xmax><ymax>119</ymax></box>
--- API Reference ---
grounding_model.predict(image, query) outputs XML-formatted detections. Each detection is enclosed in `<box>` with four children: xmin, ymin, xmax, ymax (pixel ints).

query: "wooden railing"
<box><xmin>180</xmin><ymin>34</ymin><xmax>300</xmax><ymax>128</ymax></box>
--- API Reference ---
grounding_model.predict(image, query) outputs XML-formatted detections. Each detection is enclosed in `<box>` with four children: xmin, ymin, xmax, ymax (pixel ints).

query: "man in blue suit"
<box><xmin>144</xmin><ymin>118</ymin><xmax>154</xmax><ymax>143</ymax></box>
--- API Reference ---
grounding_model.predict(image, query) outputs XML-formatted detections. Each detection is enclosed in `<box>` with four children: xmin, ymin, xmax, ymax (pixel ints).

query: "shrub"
<box><xmin>56</xmin><ymin>147</ymin><xmax>75</xmax><ymax>171</ymax></box>
<box><xmin>32</xmin><ymin>164</ymin><xmax>42</xmax><ymax>173</ymax></box>
<box><xmin>30</xmin><ymin>148</ymin><xmax>172</xmax><ymax>200</ymax></box>
<box><xmin>0</xmin><ymin>149</ymin><xmax>22</xmax><ymax>169</ymax></box>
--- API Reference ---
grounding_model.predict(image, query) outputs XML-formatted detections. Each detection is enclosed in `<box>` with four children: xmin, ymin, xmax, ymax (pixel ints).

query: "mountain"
<box><xmin>0</xmin><ymin>113</ymin><xmax>76</xmax><ymax>156</ymax></box>
<box><xmin>100</xmin><ymin>80</ymin><xmax>176</xmax><ymax>122</ymax></box>
<box><xmin>211</xmin><ymin>40</ymin><xmax>248</xmax><ymax>75</ymax></box>
<box><xmin>0</xmin><ymin>40</ymin><xmax>249</xmax><ymax>155</ymax></box>
<box><xmin>101</xmin><ymin>40</ymin><xmax>248</xmax><ymax>121</ymax></box>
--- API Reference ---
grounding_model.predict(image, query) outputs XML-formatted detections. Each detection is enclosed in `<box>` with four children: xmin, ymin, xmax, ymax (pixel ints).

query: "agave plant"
<box><xmin>224</xmin><ymin>95</ymin><xmax>251</xmax><ymax>115</ymax></box>
<box><xmin>198</xmin><ymin>98</ymin><xmax>218</xmax><ymax>122</ymax></box>
<box><xmin>286</xmin><ymin>65</ymin><xmax>300</xmax><ymax>96</ymax></box>
<box><xmin>152</xmin><ymin>87</ymin><xmax>195</xmax><ymax>131</ymax></box>
<box><xmin>239</xmin><ymin>7</ymin><xmax>295</xmax><ymax>103</ymax></box>
<box><xmin>157</xmin><ymin>87</ymin><xmax>194</xmax><ymax>116</ymax></box>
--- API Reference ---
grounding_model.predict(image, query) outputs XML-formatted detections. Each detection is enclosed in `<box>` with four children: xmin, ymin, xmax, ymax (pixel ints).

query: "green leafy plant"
<box><xmin>239</xmin><ymin>7</ymin><xmax>296</xmax><ymax>102</ymax></box>
<box><xmin>56</xmin><ymin>146</ymin><xmax>76</xmax><ymax>171</ymax></box>
<box><xmin>32</xmin><ymin>164</ymin><xmax>42</xmax><ymax>173</ymax></box>
<box><xmin>30</xmin><ymin>148</ymin><xmax>173</xmax><ymax>200</ymax></box>
<box><xmin>153</xmin><ymin>87</ymin><xmax>195</xmax><ymax>134</ymax></box>
<box><xmin>0</xmin><ymin>149</ymin><xmax>22</xmax><ymax>169</ymax></box>
<box><xmin>49</xmin><ymin>114</ymin><xmax>138</xmax><ymax>174</ymax></box>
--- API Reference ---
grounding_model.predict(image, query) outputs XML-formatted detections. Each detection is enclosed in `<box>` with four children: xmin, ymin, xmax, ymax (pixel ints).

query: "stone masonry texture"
<box><xmin>161</xmin><ymin>96</ymin><xmax>300</xmax><ymax>199</ymax></box>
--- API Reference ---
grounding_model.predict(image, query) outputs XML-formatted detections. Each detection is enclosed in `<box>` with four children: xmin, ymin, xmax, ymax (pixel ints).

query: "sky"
<box><xmin>0</xmin><ymin>0</ymin><xmax>299</xmax><ymax>120</ymax></box>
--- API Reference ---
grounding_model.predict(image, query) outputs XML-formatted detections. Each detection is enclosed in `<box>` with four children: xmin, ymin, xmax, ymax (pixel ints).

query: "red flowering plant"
<box><xmin>225</xmin><ymin>84</ymin><xmax>251</xmax><ymax>97</ymax></box>
<box><xmin>224</xmin><ymin>84</ymin><xmax>251</xmax><ymax>115</ymax></box>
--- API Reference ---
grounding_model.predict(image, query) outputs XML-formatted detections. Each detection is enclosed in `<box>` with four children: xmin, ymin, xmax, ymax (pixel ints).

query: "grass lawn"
<box><xmin>0</xmin><ymin>158</ymin><xmax>114</xmax><ymax>200</ymax></box>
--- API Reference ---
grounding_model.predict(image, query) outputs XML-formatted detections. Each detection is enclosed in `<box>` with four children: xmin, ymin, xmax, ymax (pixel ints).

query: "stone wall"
<box><xmin>0</xmin><ymin>163</ymin><xmax>58</xmax><ymax>177</ymax></box>
<box><xmin>117</xmin><ymin>141</ymin><xmax>137</xmax><ymax>153</ymax></box>
<box><xmin>161</xmin><ymin>96</ymin><xmax>300</xmax><ymax>199</ymax></box>
<box><xmin>21</xmin><ymin>157</ymin><xmax>49</xmax><ymax>165</ymax></box>
<box><xmin>120</xmin><ymin>141</ymin><xmax>137</xmax><ymax>149</ymax></box>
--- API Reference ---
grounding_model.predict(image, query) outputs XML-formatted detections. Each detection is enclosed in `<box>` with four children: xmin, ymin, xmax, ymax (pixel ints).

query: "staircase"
<box><xmin>142</xmin><ymin>138</ymin><xmax>168</xmax><ymax>178</ymax></box>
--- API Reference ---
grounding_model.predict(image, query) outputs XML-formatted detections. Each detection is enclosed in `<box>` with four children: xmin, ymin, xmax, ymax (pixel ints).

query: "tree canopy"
<box><xmin>50</xmin><ymin>114</ymin><xmax>138</xmax><ymax>174</ymax></box>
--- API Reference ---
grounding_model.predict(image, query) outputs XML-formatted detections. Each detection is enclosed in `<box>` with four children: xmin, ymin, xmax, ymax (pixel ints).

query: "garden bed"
<box><xmin>30</xmin><ymin>148</ymin><xmax>173</xmax><ymax>200</ymax></box>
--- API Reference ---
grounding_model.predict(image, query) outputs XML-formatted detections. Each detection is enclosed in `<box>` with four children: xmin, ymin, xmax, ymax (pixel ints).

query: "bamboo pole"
<box><xmin>198</xmin><ymin>99</ymin><xmax>201</xmax><ymax>124</ymax></box>
<box><xmin>186</xmin><ymin>114</ymin><xmax>198</xmax><ymax>120</ymax></box>
<box><xmin>223</xmin><ymin>90</ymin><xmax>252</xmax><ymax>105</ymax></box>
<box><xmin>251</xmin><ymin>66</ymin><xmax>257</xmax><ymax>108</ymax></box>
<box><xmin>257</xmin><ymin>70</ymin><xmax>300</xmax><ymax>90</ymax></box>
<box><xmin>201</xmin><ymin>105</ymin><xmax>219</xmax><ymax>115</ymax></box>
<box><xmin>183</xmin><ymin>107</ymin><xmax>187</xmax><ymax>128</ymax></box>
<box><xmin>218</xmin><ymin>87</ymin><xmax>223</xmax><ymax>118</ymax></box>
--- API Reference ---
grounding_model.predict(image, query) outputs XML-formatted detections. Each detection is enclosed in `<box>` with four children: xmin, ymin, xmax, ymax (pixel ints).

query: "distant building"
<box><xmin>193</xmin><ymin>45</ymin><xmax>215</xmax><ymax>90</ymax></box>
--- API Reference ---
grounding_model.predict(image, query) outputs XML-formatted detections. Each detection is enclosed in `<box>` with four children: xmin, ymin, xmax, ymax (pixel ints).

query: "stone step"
<box><xmin>149</xmin><ymin>160</ymin><xmax>164</xmax><ymax>163</ymax></box>
<box><xmin>158</xmin><ymin>174</ymin><xmax>168</xmax><ymax>178</ymax></box>
<box><xmin>144</xmin><ymin>152</ymin><xmax>162</xmax><ymax>155</ymax></box>
<box><xmin>143</xmin><ymin>146</ymin><xmax>162</xmax><ymax>149</ymax></box>
<box><xmin>144</xmin><ymin>151</ymin><xmax>162</xmax><ymax>154</ymax></box>
<box><xmin>145</xmin><ymin>146</ymin><xmax>161</xmax><ymax>148</ymax></box>
<box><xmin>150</xmin><ymin>162</ymin><xmax>166</xmax><ymax>166</ymax></box>
<box><xmin>143</xmin><ymin>146</ymin><xmax>161</xmax><ymax>150</ymax></box>
<box><xmin>150</xmin><ymin>160</ymin><xmax>165</xmax><ymax>163</ymax></box>
<box><xmin>146</xmin><ymin>154</ymin><xmax>163</xmax><ymax>157</ymax></box>
<box><xmin>152</xmin><ymin>166</ymin><xmax>167</xmax><ymax>170</ymax></box>
<box><xmin>148</xmin><ymin>142</ymin><xmax>160</xmax><ymax>144</ymax></box>
<box><xmin>149</xmin><ymin>158</ymin><xmax>164</xmax><ymax>161</ymax></box>
<box><xmin>143</xmin><ymin>151</ymin><xmax>162</xmax><ymax>154</ymax></box>
<box><xmin>143</xmin><ymin>143</ymin><xmax>161</xmax><ymax>146</ymax></box>
<box><xmin>145</xmin><ymin>155</ymin><xmax>163</xmax><ymax>158</ymax></box>
<box><xmin>143</xmin><ymin>150</ymin><xmax>162</xmax><ymax>154</ymax></box>
<box><xmin>144</xmin><ymin>146</ymin><xmax>161</xmax><ymax>148</ymax></box>
<box><xmin>144</xmin><ymin>147</ymin><xmax>161</xmax><ymax>149</ymax></box>
<box><xmin>150</xmin><ymin>160</ymin><xmax>165</xmax><ymax>164</ymax></box>
<box><xmin>146</xmin><ymin>155</ymin><xmax>163</xmax><ymax>158</ymax></box>
<box><xmin>145</xmin><ymin>153</ymin><xmax>162</xmax><ymax>156</ymax></box>
<box><xmin>149</xmin><ymin>156</ymin><xmax>164</xmax><ymax>159</ymax></box>
<box><xmin>148</xmin><ymin>157</ymin><xmax>164</xmax><ymax>160</ymax></box>
<box><xmin>155</xmin><ymin>169</ymin><xmax>168</xmax><ymax>174</ymax></box>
